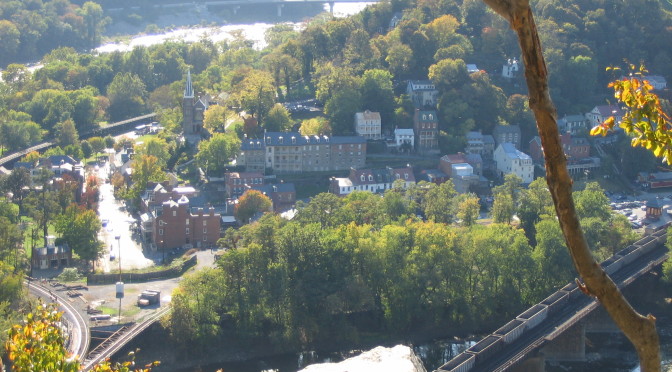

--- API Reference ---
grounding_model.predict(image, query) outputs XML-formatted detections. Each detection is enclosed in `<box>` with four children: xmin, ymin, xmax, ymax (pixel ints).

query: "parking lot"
<box><xmin>608</xmin><ymin>191</ymin><xmax>672</xmax><ymax>230</ymax></box>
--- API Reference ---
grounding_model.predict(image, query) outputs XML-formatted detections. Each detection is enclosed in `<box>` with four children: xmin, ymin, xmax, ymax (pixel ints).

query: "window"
<box><xmin>203</xmin><ymin>220</ymin><xmax>207</xmax><ymax>226</ymax></box>
<box><xmin>203</xmin><ymin>228</ymin><xmax>207</xmax><ymax>233</ymax></box>
<box><xmin>159</xmin><ymin>229</ymin><xmax>164</xmax><ymax>235</ymax></box>
<box><xmin>186</xmin><ymin>228</ymin><xmax>190</xmax><ymax>234</ymax></box>
<box><xmin>173</xmin><ymin>211</ymin><xmax>176</xmax><ymax>217</ymax></box>
<box><xmin>404</xmin><ymin>173</ymin><xmax>409</xmax><ymax>180</ymax></box>
<box><xmin>159</xmin><ymin>220</ymin><xmax>164</xmax><ymax>226</ymax></box>
<box><xmin>360</xmin><ymin>175</ymin><xmax>365</xmax><ymax>181</ymax></box>
<box><xmin>368</xmin><ymin>175</ymin><xmax>373</xmax><ymax>181</ymax></box>
<box><xmin>203</xmin><ymin>236</ymin><xmax>207</xmax><ymax>241</ymax></box>
<box><xmin>186</xmin><ymin>219</ymin><xmax>190</xmax><ymax>225</ymax></box>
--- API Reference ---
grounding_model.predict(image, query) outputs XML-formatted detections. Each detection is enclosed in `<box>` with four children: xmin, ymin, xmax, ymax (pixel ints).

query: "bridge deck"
<box><xmin>437</xmin><ymin>237</ymin><xmax>669</xmax><ymax>372</ymax></box>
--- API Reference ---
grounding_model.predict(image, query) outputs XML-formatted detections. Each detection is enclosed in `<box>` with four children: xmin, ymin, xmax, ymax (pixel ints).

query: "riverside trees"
<box><xmin>165</xmin><ymin>180</ymin><xmax>634</xmax><ymax>353</ymax></box>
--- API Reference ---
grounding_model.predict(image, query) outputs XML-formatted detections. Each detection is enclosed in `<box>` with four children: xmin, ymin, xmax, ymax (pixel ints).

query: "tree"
<box><xmin>107</xmin><ymin>72</ymin><xmax>147</xmax><ymax>121</ymax></box>
<box><xmin>483</xmin><ymin>1</ymin><xmax>660</xmax><ymax>369</ymax></box>
<box><xmin>129</xmin><ymin>155</ymin><xmax>165</xmax><ymax>201</ymax></box>
<box><xmin>299</xmin><ymin>117</ymin><xmax>331</xmax><ymax>136</ymax></box>
<box><xmin>0</xmin><ymin>20</ymin><xmax>20</xmax><ymax>66</ymax></box>
<box><xmin>231</xmin><ymin>70</ymin><xmax>276</xmax><ymax>125</ymax></box>
<box><xmin>6</xmin><ymin>302</ymin><xmax>157</xmax><ymax>372</ymax></box>
<box><xmin>54</xmin><ymin>204</ymin><xmax>102</xmax><ymax>265</ymax></box>
<box><xmin>203</xmin><ymin>105</ymin><xmax>234</xmax><ymax>134</ymax></box>
<box><xmin>55</xmin><ymin>119</ymin><xmax>79</xmax><ymax>148</ymax></box>
<box><xmin>422</xmin><ymin>181</ymin><xmax>457</xmax><ymax>223</ymax></box>
<box><xmin>136</xmin><ymin>137</ymin><xmax>170</xmax><ymax>167</ymax></box>
<box><xmin>235</xmin><ymin>190</ymin><xmax>272</xmax><ymax>224</ymax></box>
<box><xmin>264</xmin><ymin>103</ymin><xmax>292</xmax><ymax>132</ymax></box>
<box><xmin>456</xmin><ymin>193</ymin><xmax>480</xmax><ymax>227</ymax></box>
<box><xmin>195</xmin><ymin>132</ymin><xmax>241</xmax><ymax>175</ymax></box>
<box><xmin>80</xmin><ymin>2</ymin><xmax>107</xmax><ymax>48</ymax></box>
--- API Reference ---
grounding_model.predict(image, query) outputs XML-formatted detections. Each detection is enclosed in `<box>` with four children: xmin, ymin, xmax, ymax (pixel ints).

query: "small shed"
<box><xmin>646</xmin><ymin>198</ymin><xmax>663</xmax><ymax>220</ymax></box>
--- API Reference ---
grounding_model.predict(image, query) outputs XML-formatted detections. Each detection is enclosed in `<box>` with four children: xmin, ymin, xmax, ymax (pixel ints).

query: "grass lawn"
<box><xmin>98</xmin><ymin>305</ymin><xmax>141</xmax><ymax>318</ymax></box>
<box><xmin>21</xmin><ymin>218</ymin><xmax>58</xmax><ymax>257</ymax></box>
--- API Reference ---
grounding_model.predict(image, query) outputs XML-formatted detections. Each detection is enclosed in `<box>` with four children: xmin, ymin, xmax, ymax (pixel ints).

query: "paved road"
<box><xmin>96</xmin><ymin>163</ymin><xmax>152</xmax><ymax>272</ymax></box>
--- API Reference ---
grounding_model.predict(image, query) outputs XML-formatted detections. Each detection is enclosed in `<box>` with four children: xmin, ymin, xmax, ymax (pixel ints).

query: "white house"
<box><xmin>329</xmin><ymin>166</ymin><xmax>415</xmax><ymax>196</ymax></box>
<box><xmin>354</xmin><ymin>110</ymin><xmax>382</xmax><ymax>140</ymax></box>
<box><xmin>394</xmin><ymin>128</ymin><xmax>414</xmax><ymax>149</ymax></box>
<box><xmin>502</xmin><ymin>58</ymin><xmax>519</xmax><ymax>78</ymax></box>
<box><xmin>494</xmin><ymin>143</ymin><xmax>534</xmax><ymax>184</ymax></box>
<box><xmin>406</xmin><ymin>80</ymin><xmax>439</xmax><ymax>108</ymax></box>
<box><xmin>586</xmin><ymin>105</ymin><xmax>623</xmax><ymax>128</ymax></box>
<box><xmin>644</xmin><ymin>75</ymin><xmax>667</xmax><ymax>90</ymax></box>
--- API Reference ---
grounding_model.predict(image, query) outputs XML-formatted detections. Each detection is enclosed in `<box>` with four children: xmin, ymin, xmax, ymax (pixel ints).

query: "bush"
<box><xmin>56</xmin><ymin>268</ymin><xmax>81</xmax><ymax>282</ymax></box>
<box><xmin>184</xmin><ymin>248</ymin><xmax>197</xmax><ymax>257</ymax></box>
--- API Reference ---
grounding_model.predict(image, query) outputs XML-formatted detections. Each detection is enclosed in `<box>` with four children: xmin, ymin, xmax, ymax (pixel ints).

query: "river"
<box><xmin>96</xmin><ymin>2</ymin><xmax>375</xmax><ymax>53</ymax></box>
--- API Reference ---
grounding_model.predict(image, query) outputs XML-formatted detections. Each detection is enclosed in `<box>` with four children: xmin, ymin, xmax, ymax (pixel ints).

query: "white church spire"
<box><xmin>184</xmin><ymin>69</ymin><xmax>194</xmax><ymax>98</ymax></box>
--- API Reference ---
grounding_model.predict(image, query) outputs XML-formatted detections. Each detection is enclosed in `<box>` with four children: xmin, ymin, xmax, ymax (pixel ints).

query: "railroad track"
<box><xmin>82</xmin><ymin>306</ymin><xmax>171</xmax><ymax>371</ymax></box>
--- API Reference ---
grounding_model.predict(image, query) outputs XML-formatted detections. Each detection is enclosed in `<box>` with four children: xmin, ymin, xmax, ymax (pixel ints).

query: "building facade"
<box><xmin>493</xmin><ymin>143</ymin><xmax>534</xmax><ymax>184</ymax></box>
<box><xmin>354</xmin><ymin>110</ymin><xmax>382</xmax><ymax>139</ymax></box>
<box><xmin>239</xmin><ymin>132</ymin><xmax>366</xmax><ymax>174</ymax></box>
<box><xmin>492</xmin><ymin>124</ymin><xmax>521</xmax><ymax>149</ymax></box>
<box><xmin>153</xmin><ymin>196</ymin><xmax>221</xmax><ymax>250</ymax></box>
<box><xmin>329</xmin><ymin>165</ymin><xmax>415</xmax><ymax>196</ymax></box>
<box><xmin>394</xmin><ymin>128</ymin><xmax>415</xmax><ymax>149</ymax></box>
<box><xmin>413</xmin><ymin>109</ymin><xmax>439</xmax><ymax>153</ymax></box>
<box><xmin>224</xmin><ymin>172</ymin><xmax>264</xmax><ymax>199</ymax></box>
<box><xmin>32</xmin><ymin>235</ymin><xmax>71</xmax><ymax>270</ymax></box>
<box><xmin>406</xmin><ymin>80</ymin><xmax>439</xmax><ymax>108</ymax></box>
<box><xmin>182</xmin><ymin>70</ymin><xmax>207</xmax><ymax>136</ymax></box>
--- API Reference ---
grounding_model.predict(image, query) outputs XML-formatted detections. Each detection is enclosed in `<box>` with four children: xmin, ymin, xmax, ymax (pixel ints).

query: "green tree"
<box><xmin>235</xmin><ymin>189</ymin><xmax>272</xmax><ymax>224</ymax></box>
<box><xmin>360</xmin><ymin>69</ymin><xmax>395</xmax><ymax>127</ymax></box>
<box><xmin>299</xmin><ymin>117</ymin><xmax>331</xmax><ymax>136</ymax></box>
<box><xmin>6</xmin><ymin>302</ymin><xmax>157</xmax><ymax>372</ymax></box>
<box><xmin>264</xmin><ymin>103</ymin><xmax>292</xmax><ymax>132</ymax></box>
<box><xmin>136</xmin><ymin>137</ymin><xmax>171</xmax><ymax>167</ymax></box>
<box><xmin>55</xmin><ymin>119</ymin><xmax>79</xmax><ymax>148</ymax></box>
<box><xmin>0</xmin><ymin>20</ymin><xmax>20</xmax><ymax>66</ymax></box>
<box><xmin>422</xmin><ymin>181</ymin><xmax>457</xmax><ymax>223</ymax></box>
<box><xmin>203</xmin><ymin>104</ymin><xmax>234</xmax><ymax>134</ymax></box>
<box><xmin>54</xmin><ymin>204</ymin><xmax>102</xmax><ymax>266</ymax></box>
<box><xmin>195</xmin><ymin>132</ymin><xmax>241</xmax><ymax>175</ymax></box>
<box><xmin>107</xmin><ymin>72</ymin><xmax>147</xmax><ymax>121</ymax></box>
<box><xmin>483</xmin><ymin>2</ymin><xmax>660</xmax><ymax>368</ymax></box>
<box><xmin>456</xmin><ymin>193</ymin><xmax>480</xmax><ymax>227</ymax></box>
<box><xmin>129</xmin><ymin>155</ymin><xmax>166</xmax><ymax>201</ymax></box>
<box><xmin>231</xmin><ymin>69</ymin><xmax>276</xmax><ymax>125</ymax></box>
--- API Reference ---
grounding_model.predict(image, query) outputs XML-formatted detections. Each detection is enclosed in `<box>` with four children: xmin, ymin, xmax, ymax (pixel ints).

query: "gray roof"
<box><xmin>500</xmin><ymin>143</ymin><xmax>531</xmax><ymax>160</ymax></box>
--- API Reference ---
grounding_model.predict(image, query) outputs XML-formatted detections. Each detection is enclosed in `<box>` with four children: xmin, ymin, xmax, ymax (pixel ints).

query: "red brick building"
<box><xmin>224</xmin><ymin>172</ymin><xmax>264</xmax><ymax>199</ymax></box>
<box><xmin>32</xmin><ymin>235</ymin><xmax>71</xmax><ymax>270</ymax></box>
<box><xmin>152</xmin><ymin>196</ymin><xmax>221</xmax><ymax>250</ymax></box>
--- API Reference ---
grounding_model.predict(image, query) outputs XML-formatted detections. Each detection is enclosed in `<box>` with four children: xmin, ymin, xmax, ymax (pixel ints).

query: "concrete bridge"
<box><xmin>436</xmin><ymin>227</ymin><xmax>670</xmax><ymax>372</ymax></box>
<box><xmin>0</xmin><ymin>113</ymin><xmax>156</xmax><ymax>169</ymax></box>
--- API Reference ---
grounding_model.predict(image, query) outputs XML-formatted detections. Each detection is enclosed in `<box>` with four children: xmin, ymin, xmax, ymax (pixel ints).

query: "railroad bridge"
<box><xmin>436</xmin><ymin>228</ymin><xmax>670</xmax><ymax>372</ymax></box>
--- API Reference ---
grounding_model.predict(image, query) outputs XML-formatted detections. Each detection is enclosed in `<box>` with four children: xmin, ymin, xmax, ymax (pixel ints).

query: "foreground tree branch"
<box><xmin>481</xmin><ymin>0</ymin><xmax>661</xmax><ymax>370</ymax></box>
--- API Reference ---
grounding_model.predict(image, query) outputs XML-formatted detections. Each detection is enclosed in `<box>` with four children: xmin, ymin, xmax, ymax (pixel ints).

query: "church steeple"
<box><xmin>184</xmin><ymin>69</ymin><xmax>194</xmax><ymax>98</ymax></box>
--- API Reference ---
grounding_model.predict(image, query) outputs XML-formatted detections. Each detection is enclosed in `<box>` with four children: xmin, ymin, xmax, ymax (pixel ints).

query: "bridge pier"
<box><xmin>328</xmin><ymin>1</ymin><xmax>334</xmax><ymax>13</ymax></box>
<box><xmin>541</xmin><ymin>321</ymin><xmax>586</xmax><ymax>362</ymax></box>
<box><xmin>277</xmin><ymin>3</ymin><xmax>284</xmax><ymax>17</ymax></box>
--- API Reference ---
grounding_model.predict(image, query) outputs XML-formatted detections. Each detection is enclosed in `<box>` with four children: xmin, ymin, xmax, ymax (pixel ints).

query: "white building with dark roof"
<box><xmin>329</xmin><ymin>165</ymin><xmax>415</xmax><ymax>196</ymax></box>
<box><xmin>354</xmin><ymin>110</ymin><xmax>382</xmax><ymax>139</ymax></box>
<box><xmin>406</xmin><ymin>80</ymin><xmax>439</xmax><ymax>108</ymax></box>
<box><xmin>494</xmin><ymin>143</ymin><xmax>534</xmax><ymax>183</ymax></box>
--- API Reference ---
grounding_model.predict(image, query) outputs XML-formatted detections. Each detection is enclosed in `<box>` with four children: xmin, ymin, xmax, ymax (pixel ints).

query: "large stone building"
<box><xmin>238</xmin><ymin>132</ymin><xmax>366</xmax><ymax>174</ymax></box>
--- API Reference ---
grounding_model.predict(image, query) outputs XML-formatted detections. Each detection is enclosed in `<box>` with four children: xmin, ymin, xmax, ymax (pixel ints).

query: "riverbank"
<box><xmin>122</xmin><ymin>268</ymin><xmax>672</xmax><ymax>372</ymax></box>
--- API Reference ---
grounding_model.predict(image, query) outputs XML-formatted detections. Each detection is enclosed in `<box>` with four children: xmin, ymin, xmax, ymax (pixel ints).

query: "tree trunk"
<box><xmin>480</xmin><ymin>1</ymin><xmax>661</xmax><ymax>370</ymax></box>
